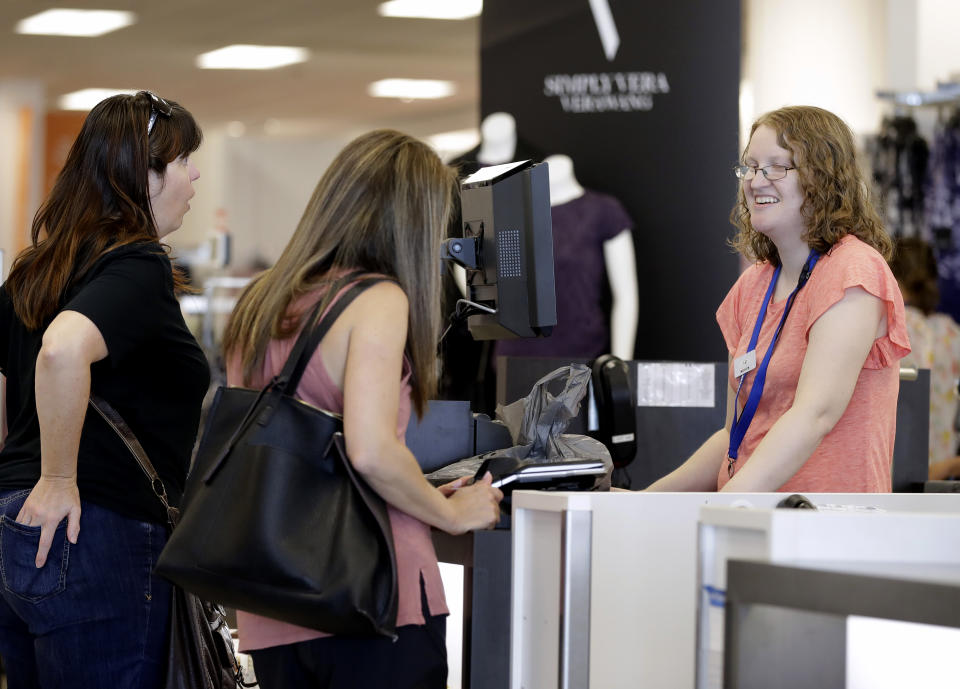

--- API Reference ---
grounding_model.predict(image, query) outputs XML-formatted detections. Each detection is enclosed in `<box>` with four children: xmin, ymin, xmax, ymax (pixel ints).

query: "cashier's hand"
<box><xmin>445</xmin><ymin>472</ymin><xmax>503</xmax><ymax>534</ymax></box>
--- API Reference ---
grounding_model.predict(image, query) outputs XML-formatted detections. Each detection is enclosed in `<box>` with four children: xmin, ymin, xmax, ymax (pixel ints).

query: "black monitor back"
<box><xmin>460</xmin><ymin>161</ymin><xmax>556</xmax><ymax>339</ymax></box>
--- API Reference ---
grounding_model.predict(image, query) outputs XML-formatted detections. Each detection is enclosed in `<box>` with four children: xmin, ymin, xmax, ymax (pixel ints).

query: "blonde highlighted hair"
<box><xmin>730</xmin><ymin>105</ymin><xmax>891</xmax><ymax>263</ymax></box>
<box><xmin>222</xmin><ymin>129</ymin><xmax>459</xmax><ymax>416</ymax></box>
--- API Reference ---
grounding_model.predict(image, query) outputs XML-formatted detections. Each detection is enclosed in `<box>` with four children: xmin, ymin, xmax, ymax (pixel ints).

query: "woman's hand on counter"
<box><xmin>438</xmin><ymin>477</ymin><xmax>467</xmax><ymax>496</ymax></box>
<box><xmin>444</xmin><ymin>472</ymin><xmax>503</xmax><ymax>534</ymax></box>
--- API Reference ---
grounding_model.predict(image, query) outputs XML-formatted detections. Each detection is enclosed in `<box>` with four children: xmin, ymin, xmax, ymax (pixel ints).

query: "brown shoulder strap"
<box><xmin>88</xmin><ymin>395</ymin><xmax>181</xmax><ymax>529</ymax></box>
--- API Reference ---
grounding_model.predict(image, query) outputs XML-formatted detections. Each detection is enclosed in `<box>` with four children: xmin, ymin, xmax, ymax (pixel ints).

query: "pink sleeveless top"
<box><xmin>231</xmin><ymin>282</ymin><xmax>448</xmax><ymax>652</ymax></box>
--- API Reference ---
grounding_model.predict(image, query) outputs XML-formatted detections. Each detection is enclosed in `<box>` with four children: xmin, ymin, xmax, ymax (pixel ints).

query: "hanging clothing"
<box><xmin>924</xmin><ymin>113</ymin><xmax>960</xmax><ymax>238</ymax></box>
<box><xmin>925</xmin><ymin>111</ymin><xmax>960</xmax><ymax>322</ymax></box>
<box><xmin>871</xmin><ymin>115</ymin><xmax>930</xmax><ymax>240</ymax></box>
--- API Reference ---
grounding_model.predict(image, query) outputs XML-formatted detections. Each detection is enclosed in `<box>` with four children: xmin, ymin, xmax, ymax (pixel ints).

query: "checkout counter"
<box><xmin>418</xmin><ymin>153</ymin><xmax>958</xmax><ymax>687</ymax></box>
<box><xmin>511</xmin><ymin>491</ymin><xmax>960</xmax><ymax>689</ymax></box>
<box><xmin>409</xmin><ymin>356</ymin><xmax>947</xmax><ymax>689</ymax></box>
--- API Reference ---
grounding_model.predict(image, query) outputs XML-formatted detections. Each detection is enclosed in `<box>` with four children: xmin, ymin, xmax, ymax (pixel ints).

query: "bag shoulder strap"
<box><xmin>277</xmin><ymin>275</ymin><xmax>393</xmax><ymax>393</ymax></box>
<box><xmin>88</xmin><ymin>396</ymin><xmax>180</xmax><ymax>530</ymax></box>
<box><xmin>92</xmin><ymin>274</ymin><xmax>393</xmax><ymax>509</ymax></box>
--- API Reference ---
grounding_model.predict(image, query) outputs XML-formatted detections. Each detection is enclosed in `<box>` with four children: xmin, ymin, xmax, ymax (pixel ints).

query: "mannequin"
<box><xmin>448</xmin><ymin>111</ymin><xmax>543</xmax><ymax>176</ymax></box>
<box><xmin>450</xmin><ymin>113</ymin><xmax>532</xmax><ymax>297</ymax></box>
<box><xmin>476</xmin><ymin>112</ymin><xmax>518</xmax><ymax>165</ymax></box>
<box><xmin>495</xmin><ymin>154</ymin><xmax>638</xmax><ymax>361</ymax></box>
<box><xmin>543</xmin><ymin>154</ymin><xmax>638</xmax><ymax>359</ymax></box>
<box><xmin>543</xmin><ymin>153</ymin><xmax>583</xmax><ymax>205</ymax></box>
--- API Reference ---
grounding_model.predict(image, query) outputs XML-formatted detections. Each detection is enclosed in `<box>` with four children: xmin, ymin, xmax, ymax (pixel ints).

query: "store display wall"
<box><xmin>479</xmin><ymin>0</ymin><xmax>741</xmax><ymax>361</ymax></box>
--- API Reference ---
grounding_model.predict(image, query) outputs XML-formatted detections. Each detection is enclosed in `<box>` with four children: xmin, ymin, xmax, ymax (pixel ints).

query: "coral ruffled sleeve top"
<box><xmin>715</xmin><ymin>235</ymin><xmax>910</xmax><ymax>492</ymax></box>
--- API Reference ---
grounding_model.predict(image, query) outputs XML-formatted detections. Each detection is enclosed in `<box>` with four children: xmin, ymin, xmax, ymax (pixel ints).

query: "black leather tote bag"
<box><xmin>156</xmin><ymin>276</ymin><xmax>398</xmax><ymax>638</ymax></box>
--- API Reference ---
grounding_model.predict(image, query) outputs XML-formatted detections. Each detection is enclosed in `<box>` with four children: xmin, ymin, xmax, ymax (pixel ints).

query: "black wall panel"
<box><xmin>480</xmin><ymin>0</ymin><xmax>742</xmax><ymax>360</ymax></box>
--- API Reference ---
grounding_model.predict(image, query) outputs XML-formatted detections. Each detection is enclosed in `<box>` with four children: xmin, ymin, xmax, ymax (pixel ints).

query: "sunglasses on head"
<box><xmin>145</xmin><ymin>91</ymin><xmax>172</xmax><ymax>136</ymax></box>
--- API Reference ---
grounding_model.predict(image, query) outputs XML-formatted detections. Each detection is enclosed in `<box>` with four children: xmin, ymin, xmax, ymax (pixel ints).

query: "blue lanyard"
<box><xmin>727</xmin><ymin>250</ymin><xmax>820</xmax><ymax>477</ymax></box>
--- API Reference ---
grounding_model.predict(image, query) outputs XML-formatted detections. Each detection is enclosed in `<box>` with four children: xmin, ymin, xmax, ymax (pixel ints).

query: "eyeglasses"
<box><xmin>146</xmin><ymin>91</ymin><xmax>172</xmax><ymax>136</ymax></box>
<box><xmin>733</xmin><ymin>163</ymin><xmax>796</xmax><ymax>181</ymax></box>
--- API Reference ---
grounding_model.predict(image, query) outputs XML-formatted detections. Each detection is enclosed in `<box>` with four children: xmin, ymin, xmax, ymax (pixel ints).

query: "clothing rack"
<box><xmin>872</xmin><ymin>84</ymin><xmax>960</xmax><ymax>325</ymax></box>
<box><xmin>876</xmin><ymin>82</ymin><xmax>960</xmax><ymax>115</ymax></box>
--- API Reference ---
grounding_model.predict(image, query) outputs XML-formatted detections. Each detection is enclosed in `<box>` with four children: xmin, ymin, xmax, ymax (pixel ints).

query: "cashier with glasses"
<box><xmin>648</xmin><ymin>105</ymin><xmax>909</xmax><ymax>493</ymax></box>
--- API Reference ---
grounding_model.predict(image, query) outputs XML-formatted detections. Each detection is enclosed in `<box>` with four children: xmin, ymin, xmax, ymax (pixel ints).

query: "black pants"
<box><xmin>249</xmin><ymin>585</ymin><xmax>447</xmax><ymax>689</ymax></box>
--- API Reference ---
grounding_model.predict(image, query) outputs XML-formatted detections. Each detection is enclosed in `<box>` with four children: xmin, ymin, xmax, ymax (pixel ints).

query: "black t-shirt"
<box><xmin>0</xmin><ymin>243</ymin><xmax>210</xmax><ymax>523</ymax></box>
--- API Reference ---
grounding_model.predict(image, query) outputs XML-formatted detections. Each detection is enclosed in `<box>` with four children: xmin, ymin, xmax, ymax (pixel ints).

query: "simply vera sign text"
<box><xmin>543</xmin><ymin>71</ymin><xmax>670</xmax><ymax>113</ymax></box>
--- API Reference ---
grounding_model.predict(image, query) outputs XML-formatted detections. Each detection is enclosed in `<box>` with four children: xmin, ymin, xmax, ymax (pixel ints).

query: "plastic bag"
<box><xmin>427</xmin><ymin>364</ymin><xmax>612</xmax><ymax>490</ymax></box>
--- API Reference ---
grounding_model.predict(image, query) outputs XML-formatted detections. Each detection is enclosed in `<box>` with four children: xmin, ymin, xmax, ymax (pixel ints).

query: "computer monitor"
<box><xmin>442</xmin><ymin>160</ymin><xmax>556</xmax><ymax>340</ymax></box>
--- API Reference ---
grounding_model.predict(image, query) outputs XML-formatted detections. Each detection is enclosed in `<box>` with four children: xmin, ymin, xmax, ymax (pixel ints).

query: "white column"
<box><xmin>916</xmin><ymin>0</ymin><xmax>960</xmax><ymax>88</ymax></box>
<box><xmin>0</xmin><ymin>80</ymin><xmax>45</xmax><ymax>275</ymax></box>
<box><xmin>885</xmin><ymin>0</ymin><xmax>920</xmax><ymax>92</ymax></box>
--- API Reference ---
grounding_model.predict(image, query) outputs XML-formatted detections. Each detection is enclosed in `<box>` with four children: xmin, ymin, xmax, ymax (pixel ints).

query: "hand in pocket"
<box><xmin>0</xmin><ymin>517</ymin><xmax>70</xmax><ymax>601</ymax></box>
<box><xmin>15</xmin><ymin>476</ymin><xmax>81</xmax><ymax>568</ymax></box>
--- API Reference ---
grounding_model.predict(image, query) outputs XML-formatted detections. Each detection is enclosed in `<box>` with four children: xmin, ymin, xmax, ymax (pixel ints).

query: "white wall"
<box><xmin>167</xmin><ymin>125</ymin><xmax>226</xmax><ymax>255</ymax></box>
<box><xmin>886</xmin><ymin>0</ymin><xmax>919</xmax><ymax>91</ymax></box>
<box><xmin>741</xmin><ymin>0</ymin><xmax>960</xmax><ymax>148</ymax></box>
<box><xmin>217</xmin><ymin>134</ymin><xmax>354</xmax><ymax>268</ymax></box>
<box><xmin>741</xmin><ymin>0</ymin><xmax>887</xmax><ymax>144</ymax></box>
<box><xmin>170</xmin><ymin>129</ymin><xmax>345</xmax><ymax>273</ymax></box>
<box><xmin>885</xmin><ymin>0</ymin><xmax>960</xmax><ymax>140</ymax></box>
<box><xmin>168</xmin><ymin>110</ymin><xmax>478</xmax><ymax>274</ymax></box>
<box><xmin>916</xmin><ymin>0</ymin><xmax>960</xmax><ymax>89</ymax></box>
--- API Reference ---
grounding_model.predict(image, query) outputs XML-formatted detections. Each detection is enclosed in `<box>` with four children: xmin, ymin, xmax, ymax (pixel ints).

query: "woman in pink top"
<box><xmin>221</xmin><ymin>130</ymin><xmax>503</xmax><ymax>689</ymax></box>
<box><xmin>649</xmin><ymin>106</ymin><xmax>909</xmax><ymax>493</ymax></box>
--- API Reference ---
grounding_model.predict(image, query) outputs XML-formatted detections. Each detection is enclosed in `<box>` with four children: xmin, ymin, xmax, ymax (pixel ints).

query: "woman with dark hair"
<box><xmin>649</xmin><ymin>105</ymin><xmax>909</xmax><ymax>492</ymax></box>
<box><xmin>0</xmin><ymin>91</ymin><xmax>207</xmax><ymax>688</ymax></box>
<box><xmin>222</xmin><ymin>129</ymin><xmax>502</xmax><ymax>689</ymax></box>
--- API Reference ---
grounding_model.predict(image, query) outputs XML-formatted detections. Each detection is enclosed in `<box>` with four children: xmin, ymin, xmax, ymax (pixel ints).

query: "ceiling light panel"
<box><xmin>378</xmin><ymin>0</ymin><xmax>482</xmax><ymax>20</ymax></box>
<box><xmin>196</xmin><ymin>45</ymin><xmax>309</xmax><ymax>70</ymax></box>
<box><xmin>16</xmin><ymin>9</ymin><xmax>136</xmax><ymax>37</ymax></box>
<box><xmin>58</xmin><ymin>88</ymin><xmax>137</xmax><ymax>111</ymax></box>
<box><xmin>368</xmin><ymin>79</ymin><xmax>455</xmax><ymax>100</ymax></box>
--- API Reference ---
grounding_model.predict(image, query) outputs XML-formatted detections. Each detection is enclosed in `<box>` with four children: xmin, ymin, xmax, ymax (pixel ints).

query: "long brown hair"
<box><xmin>5</xmin><ymin>91</ymin><xmax>201</xmax><ymax>330</ymax></box>
<box><xmin>222</xmin><ymin>129</ymin><xmax>459</xmax><ymax>417</ymax></box>
<box><xmin>730</xmin><ymin>105</ymin><xmax>891</xmax><ymax>263</ymax></box>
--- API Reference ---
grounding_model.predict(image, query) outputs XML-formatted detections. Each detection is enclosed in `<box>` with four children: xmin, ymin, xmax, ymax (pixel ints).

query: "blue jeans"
<box><xmin>0</xmin><ymin>489</ymin><xmax>171</xmax><ymax>689</ymax></box>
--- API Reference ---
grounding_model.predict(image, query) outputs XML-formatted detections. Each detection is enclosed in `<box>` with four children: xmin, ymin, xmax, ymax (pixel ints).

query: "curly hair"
<box><xmin>730</xmin><ymin>105</ymin><xmax>891</xmax><ymax>264</ymax></box>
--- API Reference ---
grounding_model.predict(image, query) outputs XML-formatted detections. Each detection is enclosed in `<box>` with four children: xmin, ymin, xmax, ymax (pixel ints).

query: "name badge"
<box><xmin>733</xmin><ymin>350</ymin><xmax>757</xmax><ymax>378</ymax></box>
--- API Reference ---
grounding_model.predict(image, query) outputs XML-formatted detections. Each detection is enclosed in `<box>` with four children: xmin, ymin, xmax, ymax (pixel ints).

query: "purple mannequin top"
<box><xmin>495</xmin><ymin>189</ymin><xmax>633</xmax><ymax>360</ymax></box>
